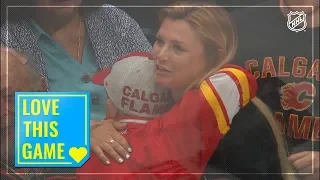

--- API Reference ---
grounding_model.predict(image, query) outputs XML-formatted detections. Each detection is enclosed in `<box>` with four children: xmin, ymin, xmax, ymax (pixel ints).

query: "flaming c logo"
<box><xmin>280</xmin><ymin>82</ymin><xmax>316</xmax><ymax>111</ymax></box>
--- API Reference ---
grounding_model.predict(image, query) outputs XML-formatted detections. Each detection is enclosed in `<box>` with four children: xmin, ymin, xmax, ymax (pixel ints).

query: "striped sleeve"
<box><xmin>198</xmin><ymin>64</ymin><xmax>257</xmax><ymax>166</ymax></box>
<box><xmin>199</xmin><ymin>64</ymin><xmax>258</xmax><ymax>134</ymax></box>
<box><xmin>218</xmin><ymin>64</ymin><xmax>258</xmax><ymax>107</ymax></box>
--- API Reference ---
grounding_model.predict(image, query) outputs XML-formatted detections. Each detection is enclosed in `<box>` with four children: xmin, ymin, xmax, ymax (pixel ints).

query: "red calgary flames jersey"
<box><xmin>77</xmin><ymin>65</ymin><xmax>257</xmax><ymax>179</ymax></box>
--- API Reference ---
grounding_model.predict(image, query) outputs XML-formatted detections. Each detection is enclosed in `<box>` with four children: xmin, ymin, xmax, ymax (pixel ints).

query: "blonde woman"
<box><xmin>88</xmin><ymin>1</ymin><xmax>297</xmax><ymax>180</ymax></box>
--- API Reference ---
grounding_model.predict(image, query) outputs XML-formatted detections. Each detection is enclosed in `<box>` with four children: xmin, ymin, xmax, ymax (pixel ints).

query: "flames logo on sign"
<box><xmin>280</xmin><ymin>82</ymin><xmax>316</xmax><ymax>111</ymax></box>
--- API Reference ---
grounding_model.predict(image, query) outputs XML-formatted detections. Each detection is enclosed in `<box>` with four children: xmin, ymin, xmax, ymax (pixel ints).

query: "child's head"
<box><xmin>92</xmin><ymin>52</ymin><xmax>170</xmax><ymax>119</ymax></box>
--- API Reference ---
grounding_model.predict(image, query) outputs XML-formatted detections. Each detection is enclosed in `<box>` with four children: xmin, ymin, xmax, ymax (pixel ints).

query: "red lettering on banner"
<box><xmin>278</xmin><ymin>56</ymin><xmax>290</xmax><ymax>77</ymax></box>
<box><xmin>287</xmin><ymin>114</ymin><xmax>312</xmax><ymax>140</ymax></box>
<box><xmin>244</xmin><ymin>57</ymin><xmax>319</xmax><ymax>81</ymax></box>
<box><xmin>312</xmin><ymin>117</ymin><xmax>319</xmax><ymax>142</ymax></box>
<box><xmin>245</xmin><ymin>59</ymin><xmax>260</xmax><ymax>79</ymax></box>
<box><xmin>261</xmin><ymin>57</ymin><xmax>276</xmax><ymax>78</ymax></box>
<box><xmin>243</xmin><ymin>56</ymin><xmax>319</xmax><ymax>143</ymax></box>
<box><xmin>306</xmin><ymin>59</ymin><xmax>319</xmax><ymax>81</ymax></box>
<box><xmin>276</xmin><ymin>113</ymin><xmax>319</xmax><ymax>141</ymax></box>
<box><xmin>292</xmin><ymin>57</ymin><xmax>308</xmax><ymax>78</ymax></box>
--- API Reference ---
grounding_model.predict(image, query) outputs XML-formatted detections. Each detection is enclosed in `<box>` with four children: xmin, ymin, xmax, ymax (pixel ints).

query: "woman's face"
<box><xmin>34</xmin><ymin>0</ymin><xmax>83</xmax><ymax>18</ymax></box>
<box><xmin>152</xmin><ymin>18</ymin><xmax>208</xmax><ymax>90</ymax></box>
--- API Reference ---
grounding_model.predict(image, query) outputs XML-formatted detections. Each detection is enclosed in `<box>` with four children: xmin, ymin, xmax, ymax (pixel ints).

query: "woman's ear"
<box><xmin>205</xmin><ymin>46</ymin><xmax>226</xmax><ymax>71</ymax></box>
<box><xmin>210</xmin><ymin>48</ymin><xmax>227</xmax><ymax>72</ymax></box>
<box><xmin>216</xmin><ymin>48</ymin><xmax>226</xmax><ymax>64</ymax></box>
<box><xmin>106</xmin><ymin>98</ymin><xmax>119</xmax><ymax>118</ymax></box>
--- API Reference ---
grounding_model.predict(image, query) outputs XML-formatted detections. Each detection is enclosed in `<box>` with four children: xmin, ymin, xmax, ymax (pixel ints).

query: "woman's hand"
<box><xmin>90</xmin><ymin>120</ymin><xmax>132</xmax><ymax>165</ymax></box>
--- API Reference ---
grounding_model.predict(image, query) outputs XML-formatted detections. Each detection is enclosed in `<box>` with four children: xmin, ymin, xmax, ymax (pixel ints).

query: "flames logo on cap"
<box><xmin>280</xmin><ymin>82</ymin><xmax>316</xmax><ymax>111</ymax></box>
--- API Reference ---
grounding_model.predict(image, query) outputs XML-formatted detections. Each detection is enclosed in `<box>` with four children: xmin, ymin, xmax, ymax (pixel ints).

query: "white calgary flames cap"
<box><xmin>92</xmin><ymin>52</ymin><xmax>169</xmax><ymax>118</ymax></box>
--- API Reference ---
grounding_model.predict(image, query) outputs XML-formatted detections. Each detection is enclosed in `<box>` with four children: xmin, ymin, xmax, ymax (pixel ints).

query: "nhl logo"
<box><xmin>287</xmin><ymin>11</ymin><xmax>307</xmax><ymax>32</ymax></box>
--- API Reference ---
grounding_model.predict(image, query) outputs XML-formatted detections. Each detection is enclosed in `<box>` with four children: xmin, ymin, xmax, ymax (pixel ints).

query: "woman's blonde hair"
<box><xmin>160</xmin><ymin>1</ymin><xmax>296</xmax><ymax>179</ymax></box>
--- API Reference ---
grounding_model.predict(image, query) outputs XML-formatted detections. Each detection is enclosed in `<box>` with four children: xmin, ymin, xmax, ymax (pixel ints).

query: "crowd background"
<box><xmin>1</xmin><ymin>0</ymin><xmax>269</xmax><ymax>33</ymax></box>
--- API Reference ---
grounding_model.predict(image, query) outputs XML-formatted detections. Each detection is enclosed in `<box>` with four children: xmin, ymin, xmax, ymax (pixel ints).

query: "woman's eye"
<box><xmin>155</xmin><ymin>37</ymin><xmax>164</xmax><ymax>46</ymax></box>
<box><xmin>173</xmin><ymin>45</ymin><xmax>184</xmax><ymax>52</ymax></box>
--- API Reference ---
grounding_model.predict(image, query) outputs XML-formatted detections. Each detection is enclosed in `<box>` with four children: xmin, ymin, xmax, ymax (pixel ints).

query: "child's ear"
<box><xmin>106</xmin><ymin>98</ymin><xmax>119</xmax><ymax>118</ymax></box>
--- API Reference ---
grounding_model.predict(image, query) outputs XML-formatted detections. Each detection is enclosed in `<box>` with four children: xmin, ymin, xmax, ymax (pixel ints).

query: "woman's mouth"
<box><xmin>156</xmin><ymin>65</ymin><xmax>170</xmax><ymax>73</ymax></box>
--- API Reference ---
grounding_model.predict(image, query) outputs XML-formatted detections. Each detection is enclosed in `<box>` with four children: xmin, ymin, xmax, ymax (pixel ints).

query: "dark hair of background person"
<box><xmin>1</xmin><ymin>0</ymin><xmax>269</xmax><ymax>32</ymax></box>
<box><xmin>1</xmin><ymin>0</ymin><xmax>108</xmax><ymax>25</ymax></box>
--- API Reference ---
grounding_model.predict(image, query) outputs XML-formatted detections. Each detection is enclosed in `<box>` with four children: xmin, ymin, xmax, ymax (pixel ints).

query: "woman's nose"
<box><xmin>155</xmin><ymin>47</ymin><xmax>169</xmax><ymax>62</ymax></box>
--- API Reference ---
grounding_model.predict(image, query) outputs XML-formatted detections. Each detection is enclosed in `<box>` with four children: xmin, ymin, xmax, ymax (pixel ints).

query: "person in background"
<box><xmin>1</xmin><ymin>0</ymin><xmax>151</xmax><ymax>178</ymax></box>
<box><xmin>0</xmin><ymin>48</ymin><xmax>46</xmax><ymax>179</ymax></box>
<box><xmin>1</xmin><ymin>0</ymin><xmax>151</xmax><ymax>121</ymax></box>
<box><xmin>206</xmin><ymin>0</ymin><xmax>319</xmax><ymax>179</ymax></box>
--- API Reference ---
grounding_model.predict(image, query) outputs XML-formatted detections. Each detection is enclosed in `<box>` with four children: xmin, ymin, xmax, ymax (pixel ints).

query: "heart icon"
<box><xmin>69</xmin><ymin>147</ymin><xmax>87</xmax><ymax>163</ymax></box>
